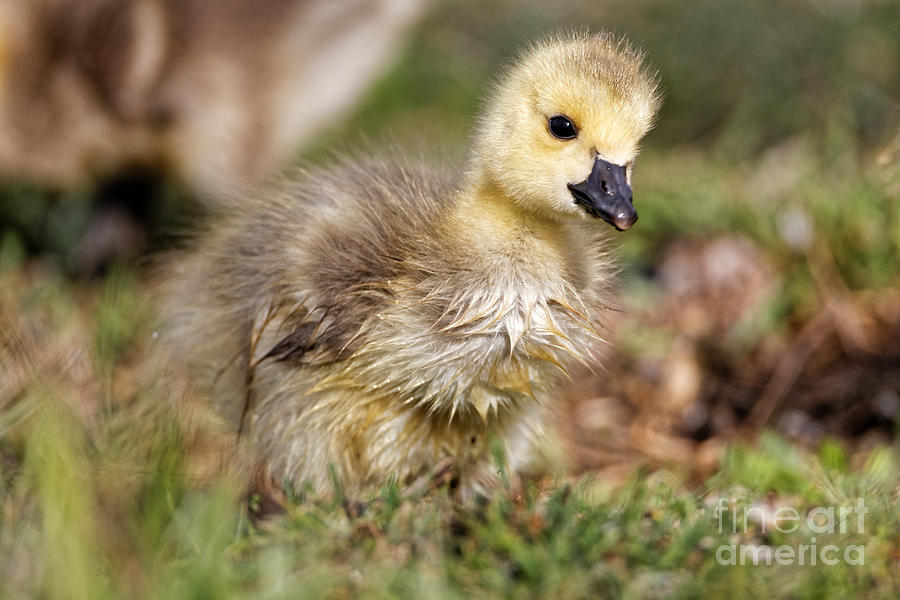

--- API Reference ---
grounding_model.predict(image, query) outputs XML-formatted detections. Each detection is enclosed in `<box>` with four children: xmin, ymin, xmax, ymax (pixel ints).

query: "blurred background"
<box><xmin>0</xmin><ymin>0</ymin><xmax>898</xmax><ymax>592</ymax></box>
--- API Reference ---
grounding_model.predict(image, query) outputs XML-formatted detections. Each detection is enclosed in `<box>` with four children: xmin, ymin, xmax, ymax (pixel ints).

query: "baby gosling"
<box><xmin>161</xmin><ymin>31</ymin><xmax>660</xmax><ymax>498</ymax></box>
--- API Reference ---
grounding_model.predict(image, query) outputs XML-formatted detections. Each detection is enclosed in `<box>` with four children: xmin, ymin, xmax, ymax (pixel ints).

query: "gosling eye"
<box><xmin>548</xmin><ymin>115</ymin><xmax>578</xmax><ymax>140</ymax></box>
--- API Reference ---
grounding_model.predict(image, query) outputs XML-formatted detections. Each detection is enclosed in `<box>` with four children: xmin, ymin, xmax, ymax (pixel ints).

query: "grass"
<box><xmin>3</xmin><ymin>365</ymin><xmax>899</xmax><ymax>599</ymax></box>
<box><xmin>1</xmin><ymin>0</ymin><xmax>899</xmax><ymax>597</ymax></box>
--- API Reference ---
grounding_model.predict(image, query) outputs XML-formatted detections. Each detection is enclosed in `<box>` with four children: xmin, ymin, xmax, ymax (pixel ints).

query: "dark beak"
<box><xmin>567</xmin><ymin>157</ymin><xmax>637</xmax><ymax>231</ymax></box>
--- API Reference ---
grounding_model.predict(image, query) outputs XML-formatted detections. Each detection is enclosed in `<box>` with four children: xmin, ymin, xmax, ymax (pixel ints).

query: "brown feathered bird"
<box><xmin>0</xmin><ymin>0</ymin><xmax>422</xmax><ymax>197</ymax></box>
<box><xmin>160</xmin><ymin>32</ymin><xmax>661</xmax><ymax>498</ymax></box>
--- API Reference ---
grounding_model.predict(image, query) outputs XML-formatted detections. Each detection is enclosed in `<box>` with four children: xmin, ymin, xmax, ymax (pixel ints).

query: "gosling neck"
<box><xmin>442</xmin><ymin>174</ymin><xmax>581</xmax><ymax>277</ymax></box>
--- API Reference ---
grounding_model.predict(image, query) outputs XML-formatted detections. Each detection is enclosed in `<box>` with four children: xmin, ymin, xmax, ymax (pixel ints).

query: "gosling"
<box><xmin>160</xmin><ymin>32</ymin><xmax>661</xmax><ymax>498</ymax></box>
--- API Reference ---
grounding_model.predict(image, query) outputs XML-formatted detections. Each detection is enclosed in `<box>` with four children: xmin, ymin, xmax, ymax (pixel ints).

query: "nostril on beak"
<box><xmin>599</xmin><ymin>180</ymin><xmax>610</xmax><ymax>195</ymax></box>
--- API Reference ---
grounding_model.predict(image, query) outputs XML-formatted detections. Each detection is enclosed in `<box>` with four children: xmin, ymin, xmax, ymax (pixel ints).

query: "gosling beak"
<box><xmin>567</xmin><ymin>157</ymin><xmax>637</xmax><ymax>231</ymax></box>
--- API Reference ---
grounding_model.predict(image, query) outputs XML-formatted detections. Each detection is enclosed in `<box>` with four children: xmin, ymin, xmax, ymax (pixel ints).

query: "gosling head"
<box><xmin>472</xmin><ymin>31</ymin><xmax>661</xmax><ymax>230</ymax></box>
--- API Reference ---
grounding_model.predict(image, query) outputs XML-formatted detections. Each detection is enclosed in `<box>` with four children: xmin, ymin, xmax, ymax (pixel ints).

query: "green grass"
<box><xmin>4</xmin><ymin>386</ymin><xmax>899</xmax><ymax>598</ymax></box>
